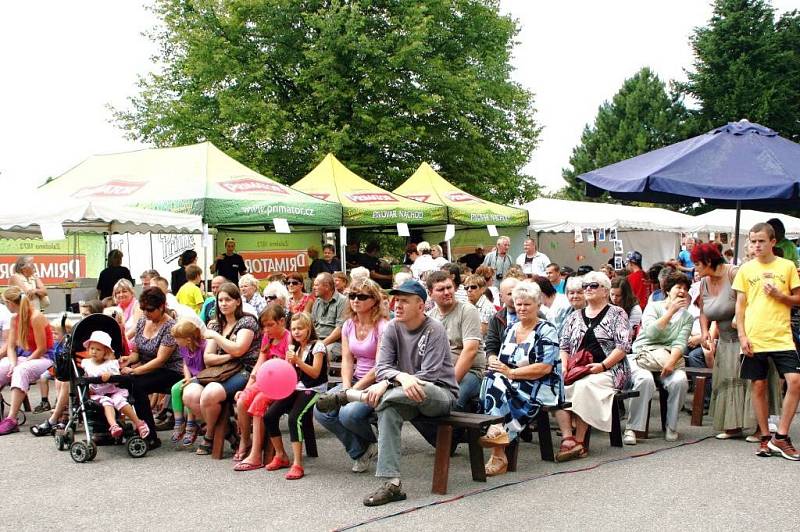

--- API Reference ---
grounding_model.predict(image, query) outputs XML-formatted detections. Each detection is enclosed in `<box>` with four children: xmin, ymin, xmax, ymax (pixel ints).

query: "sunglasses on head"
<box><xmin>465</xmin><ymin>285</ymin><xmax>481</xmax><ymax>291</ymax></box>
<box><xmin>582</xmin><ymin>282</ymin><xmax>601</xmax><ymax>290</ymax></box>
<box><xmin>286</xmin><ymin>280</ymin><xmax>302</xmax><ymax>286</ymax></box>
<box><xmin>348</xmin><ymin>293</ymin><xmax>373</xmax><ymax>301</ymax></box>
<box><xmin>265</xmin><ymin>295</ymin><xmax>277</xmax><ymax>301</ymax></box>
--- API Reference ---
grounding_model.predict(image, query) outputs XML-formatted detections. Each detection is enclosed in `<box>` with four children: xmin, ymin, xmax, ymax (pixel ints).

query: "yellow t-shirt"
<box><xmin>176</xmin><ymin>282</ymin><xmax>205</xmax><ymax>314</ymax></box>
<box><xmin>731</xmin><ymin>257</ymin><xmax>800</xmax><ymax>352</ymax></box>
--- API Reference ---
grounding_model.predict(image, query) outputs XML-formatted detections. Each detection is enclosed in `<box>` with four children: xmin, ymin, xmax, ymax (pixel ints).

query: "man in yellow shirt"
<box><xmin>733</xmin><ymin>223</ymin><xmax>800</xmax><ymax>460</ymax></box>
<box><xmin>175</xmin><ymin>264</ymin><xmax>205</xmax><ymax>314</ymax></box>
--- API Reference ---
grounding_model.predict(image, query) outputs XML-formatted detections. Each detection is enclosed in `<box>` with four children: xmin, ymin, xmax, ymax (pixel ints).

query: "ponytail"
<box><xmin>3</xmin><ymin>286</ymin><xmax>31</xmax><ymax>348</ymax></box>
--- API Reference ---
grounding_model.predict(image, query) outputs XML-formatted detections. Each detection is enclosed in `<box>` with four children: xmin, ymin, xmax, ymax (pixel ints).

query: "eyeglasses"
<box><xmin>348</xmin><ymin>293</ymin><xmax>374</xmax><ymax>301</ymax></box>
<box><xmin>142</xmin><ymin>306</ymin><xmax>158</xmax><ymax>313</ymax></box>
<box><xmin>286</xmin><ymin>280</ymin><xmax>302</xmax><ymax>286</ymax></box>
<box><xmin>265</xmin><ymin>295</ymin><xmax>278</xmax><ymax>301</ymax></box>
<box><xmin>582</xmin><ymin>282</ymin><xmax>601</xmax><ymax>290</ymax></box>
<box><xmin>465</xmin><ymin>285</ymin><xmax>481</xmax><ymax>291</ymax></box>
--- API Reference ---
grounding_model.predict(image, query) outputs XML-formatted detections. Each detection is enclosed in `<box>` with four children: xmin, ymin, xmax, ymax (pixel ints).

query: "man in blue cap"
<box><xmin>626</xmin><ymin>250</ymin><xmax>649</xmax><ymax>309</ymax></box>
<box><xmin>316</xmin><ymin>279</ymin><xmax>457</xmax><ymax>506</ymax></box>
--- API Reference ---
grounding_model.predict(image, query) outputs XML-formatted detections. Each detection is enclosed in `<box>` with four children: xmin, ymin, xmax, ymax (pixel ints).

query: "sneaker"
<box><xmin>665</xmin><ymin>428</ymin><xmax>678</xmax><ymax>442</ymax></box>
<box><xmin>756</xmin><ymin>437</ymin><xmax>772</xmax><ymax>457</ymax></box>
<box><xmin>767</xmin><ymin>436</ymin><xmax>800</xmax><ymax>461</ymax></box>
<box><xmin>363</xmin><ymin>480</ymin><xmax>407</xmax><ymax>507</ymax></box>
<box><xmin>33</xmin><ymin>400</ymin><xmax>51</xmax><ymax>414</ymax></box>
<box><xmin>153</xmin><ymin>411</ymin><xmax>174</xmax><ymax>432</ymax></box>
<box><xmin>0</xmin><ymin>417</ymin><xmax>19</xmax><ymax>436</ymax></box>
<box><xmin>352</xmin><ymin>443</ymin><xmax>378</xmax><ymax>473</ymax></box>
<box><xmin>623</xmin><ymin>429</ymin><xmax>637</xmax><ymax>445</ymax></box>
<box><xmin>315</xmin><ymin>391</ymin><xmax>349</xmax><ymax>413</ymax></box>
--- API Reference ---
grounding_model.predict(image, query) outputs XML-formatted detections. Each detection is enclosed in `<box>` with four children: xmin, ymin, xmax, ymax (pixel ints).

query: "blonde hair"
<box><xmin>290</xmin><ymin>312</ymin><xmax>317</xmax><ymax>347</ymax></box>
<box><xmin>344</xmin><ymin>278</ymin><xmax>388</xmax><ymax>325</ymax></box>
<box><xmin>3</xmin><ymin>286</ymin><xmax>32</xmax><ymax>348</ymax></box>
<box><xmin>171</xmin><ymin>318</ymin><xmax>203</xmax><ymax>352</ymax></box>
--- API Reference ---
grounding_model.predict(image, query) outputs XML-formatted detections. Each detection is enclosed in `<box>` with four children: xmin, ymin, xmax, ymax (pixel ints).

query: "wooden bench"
<box><xmin>685</xmin><ymin>367</ymin><xmax>713</xmax><ymax>426</ymax></box>
<box><xmin>506</xmin><ymin>390</ymin><xmax>640</xmax><ymax>468</ymax></box>
<box><xmin>328</xmin><ymin>361</ymin><xmax>343</xmax><ymax>388</ymax></box>
<box><xmin>430</xmin><ymin>411</ymin><xmax>505</xmax><ymax>495</ymax></box>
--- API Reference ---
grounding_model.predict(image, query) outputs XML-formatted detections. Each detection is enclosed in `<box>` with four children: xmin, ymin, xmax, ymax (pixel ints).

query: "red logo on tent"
<box><xmin>346</xmin><ymin>192</ymin><xmax>397</xmax><ymax>203</ymax></box>
<box><xmin>447</xmin><ymin>192</ymin><xmax>482</xmax><ymax>203</ymax></box>
<box><xmin>406</xmin><ymin>194</ymin><xmax>430</xmax><ymax>203</ymax></box>
<box><xmin>219</xmin><ymin>178</ymin><xmax>288</xmax><ymax>195</ymax></box>
<box><xmin>71</xmin><ymin>180</ymin><xmax>147</xmax><ymax>199</ymax></box>
<box><xmin>309</xmin><ymin>193</ymin><xmax>330</xmax><ymax>201</ymax></box>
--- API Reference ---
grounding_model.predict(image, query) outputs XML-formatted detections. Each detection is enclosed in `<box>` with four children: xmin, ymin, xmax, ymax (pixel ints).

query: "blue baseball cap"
<box><xmin>626</xmin><ymin>250</ymin><xmax>643</xmax><ymax>265</ymax></box>
<box><xmin>389</xmin><ymin>279</ymin><xmax>428</xmax><ymax>302</ymax></box>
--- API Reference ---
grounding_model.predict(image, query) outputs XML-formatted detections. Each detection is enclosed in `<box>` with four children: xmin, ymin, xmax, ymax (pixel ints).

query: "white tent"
<box><xmin>521</xmin><ymin>198</ymin><xmax>699</xmax><ymax>269</ymax></box>
<box><xmin>0</xmin><ymin>197</ymin><xmax>203</xmax><ymax>238</ymax></box>
<box><xmin>692</xmin><ymin>209</ymin><xmax>800</xmax><ymax>240</ymax></box>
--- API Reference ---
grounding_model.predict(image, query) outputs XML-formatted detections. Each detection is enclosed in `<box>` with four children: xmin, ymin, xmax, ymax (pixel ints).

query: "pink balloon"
<box><xmin>256</xmin><ymin>358</ymin><xmax>297</xmax><ymax>400</ymax></box>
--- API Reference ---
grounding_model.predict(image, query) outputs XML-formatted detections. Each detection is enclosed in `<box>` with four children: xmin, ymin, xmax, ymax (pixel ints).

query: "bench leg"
<box><xmin>466</xmin><ymin>428</ymin><xmax>488</xmax><ymax>481</ymax></box>
<box><xmin>536</xmin><ymin>410</ymin><xmax>555</xmax><ymax>462</ymax></box>
<box><xmin>505</xmin><ymin>438</ymin><xmax>519</xmax><ymax>473</ymax></box>
<box><xmin>658</xmin><ymin>388</ymin><xmax>668</xmax><ymax>432</ymax></box>
<box><xmin>431</xmin><ymin>425</ymin><xmax>453</xmax><ymax>495</ymax></box>
<box><xmin>691</xmin><ymin>376</ymin><xmax>707</xmax><ymax>426</ymax></box>
<box><xmin>23</xmin><ymin>396</ymin><xmax>32</xmax><ymax>412</ymax></box>
<box><xmin>610</xmin><ymin>397</ymin><xmax>623</xmax><ymax>447</ymax></box>
<box><xmin>302</xmin><ymin>414</ymin><xmax>318</xmax><ymax>457</ymax></box>
<box><xmin>211</xmin><ymin>402</ymin><xmax>230</xmax><ymax>460</ymax></box>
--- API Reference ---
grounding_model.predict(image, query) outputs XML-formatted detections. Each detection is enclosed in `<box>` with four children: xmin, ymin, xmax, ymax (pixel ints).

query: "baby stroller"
<box><xmin>53</xmin><ymin>313</ymin><xmax>148</xmax><ymax>463</ymax></box>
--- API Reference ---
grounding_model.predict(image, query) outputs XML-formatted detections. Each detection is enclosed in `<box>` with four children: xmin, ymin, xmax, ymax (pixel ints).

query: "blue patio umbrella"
<box><xmin>579</xmin><ymin>119</ymin><xmax>800</xmax><ymax>261</ymax></box>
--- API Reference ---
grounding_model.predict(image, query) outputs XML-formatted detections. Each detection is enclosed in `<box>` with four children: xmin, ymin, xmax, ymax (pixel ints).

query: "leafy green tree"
<box><xmin>114</xmin><ymin>0</ymin><xmax>541</xmax><ymax>203</ymax></box>
<box><xmin>678</xmin><ymin>0</ymin><xmax>800</xmax><ymax>140</ymax></box>
<box><xmin>560</xmin><ymin>67</ymin><xmax>691</xmax><ymax>200</ymax></box>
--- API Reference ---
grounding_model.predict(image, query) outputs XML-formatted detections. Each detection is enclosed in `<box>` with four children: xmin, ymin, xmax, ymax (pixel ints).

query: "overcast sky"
<box><xmin>1</xmin><ymin>1</ymin><xmax>797</xmax><ymax>198</ymax></box>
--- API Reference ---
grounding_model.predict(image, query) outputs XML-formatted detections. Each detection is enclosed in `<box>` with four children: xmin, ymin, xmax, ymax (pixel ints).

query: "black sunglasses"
<box><xmin>286</xmin><ymin>280</ymin><xmax>302</xmax><ymax>286</ymax></box>
<box><xmin>465</xmin><ymin>285</ymin><xmax>481</xmax><ymax>291</ymax></box>
<box><xmin>265</xmin><ymin>295</ymin><xmax>278</xmax><ymax>301</ymax></box>
<box><xmin>348</xmin><ymin>293</ymin><xmax>374</xmax><ymax>301</ymax></box>
<box><xmin>142</xmin><ymin>306</ymin><xmax>159</xmax><ymax>313</ymax></box>
<box><xmin>582</xmin><ymin>282</ymin><xmax>601</xmax><ymax>290</ymax></box>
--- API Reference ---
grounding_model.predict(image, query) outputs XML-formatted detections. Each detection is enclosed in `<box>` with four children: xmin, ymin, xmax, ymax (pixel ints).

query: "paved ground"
<box><xmin>2</xmin><ymin>388</ymin><xmax>798</xmax><ymax>531</ymax></box>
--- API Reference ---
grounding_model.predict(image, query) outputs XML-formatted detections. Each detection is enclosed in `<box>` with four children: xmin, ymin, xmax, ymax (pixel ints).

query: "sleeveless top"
<box><xmin>12</xmin><ymin>316</ymin><xmax>54</xmax><ymax>353</ymax></box>
<box><xmin>700</xmin><ymin>267</ymin><xmax>737</xmax><ymax>340</ymax></box>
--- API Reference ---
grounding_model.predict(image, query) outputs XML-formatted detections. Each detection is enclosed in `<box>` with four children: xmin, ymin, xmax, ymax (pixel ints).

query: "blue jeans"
<box><xmin>456</xmin><ymin>372</ymin><xmax>482</xmax><ymax>413</ymax></box>
<box><xmin>313</xmin><ymin>384</ymin><xmax>376</xmax><ymax>460</ymax></box>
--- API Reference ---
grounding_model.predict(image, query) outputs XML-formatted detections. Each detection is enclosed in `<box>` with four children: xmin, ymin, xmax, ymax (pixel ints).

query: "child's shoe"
<box><xmin>171</xmin><ymin>419</ymin><xmax>186</xmax><ymax>444</ymax></box>
<box><xmin>285</xmin><ymin>464</ymin><xmax>304</xmax><ymax>480</ymax></box>
<box><xmin>136</xmin><ymin>421</ymin><xmax>151</xmax><ymax>439</ymax></box>
<box><xmin>109</xmin><ymin>424</ymin><xmax>123</xmax><ymax>439</ymax></box>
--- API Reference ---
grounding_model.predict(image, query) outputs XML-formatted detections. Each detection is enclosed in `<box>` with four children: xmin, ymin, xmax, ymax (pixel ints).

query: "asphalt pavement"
<box><xmin>2</xmin><ymin>388</ymin><xmax>798</xmax><ymax>531</ymax></box>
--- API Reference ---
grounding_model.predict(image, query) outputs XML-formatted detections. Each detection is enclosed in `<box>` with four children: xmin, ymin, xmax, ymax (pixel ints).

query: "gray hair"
<box><xmin>14</xmin><ymin>255</ymin><xmax>33</xmax><ymax>274</ymax></box>
<box><xmin>263</xmin><ymin>280</ymin><xmax>289</xmax><ymax>302</ymax></box>
<box><xmin>394</xmin><ymin>271</ymin><xmax>413</xmax><ymax>287</ymax></box>
<box><xmin>511</xmin><ymin>281</ymin><xmax>541</xmax><ymax>304</ymax></box>
<box><xmin>565</xmin><ymin>276</ymin><xmax>584</xmax><ymax>292</ymax></box>
<box><xmin>238</xmin><ymin>273</ymin><xmax>259</xmax><ymax>289</ymax></box>
<box><xmin>583</xmin><ymin>271</ymin><xmax>611</xmax><ymax>290</ymax></box>
<box><xmin>416</xmin><ymin>241</ymin><xmax>431</xmax><ymax>254</ymax></box>
<box><xmin>350</xmin><ymin>267</ymin><xmax>370</xmax><ymax>282</ymax></box>
<box><xmin>113</xmin><ymin>278</ymin><xmax>135</xmax><ymax>294</ymax></box>
<box><xmin>140</xmin><ymin>269</ymin><xmax>160</xmax><ymax>280</ymax></box>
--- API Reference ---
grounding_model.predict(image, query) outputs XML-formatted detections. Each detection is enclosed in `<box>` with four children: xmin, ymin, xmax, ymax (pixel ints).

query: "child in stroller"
<box><xmin>81</xmin><ymin>330</ymin><xmax>149</xmax><ymax>440</ymax></box>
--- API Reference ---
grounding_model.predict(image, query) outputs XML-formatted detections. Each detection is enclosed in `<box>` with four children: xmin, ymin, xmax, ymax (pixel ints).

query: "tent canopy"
<box><xmin>39</xmin><ymin>142</ymin><xmax>341</xmax><ymax>227</ymax></box>
<box><xmin>693</xmin><ymin>209</ymin><xmax>800</xmax><ymax>239</ymax></box>
<box><xmin>522</xmin><ymin>198</ymin><xmax>697</xmax><ymax>233</ymax></box>
<box><xmin>579</xmin><ymin>120</ymin><xmax>800</xmax><ymax>208</ymax></box>
<box><xmin>394</xmin><ymin>163</ymin><xmax>529</xmax><ymax>227</ymax></box>
<box><xmin>0</xmin><ymin>197</ymin><xmax>204</xmax><ymax>238</ymax></box>
<box><xmin>292</xmin><ymin>154</ymin><xmax>447</xmax><ymax>227</ymax></box>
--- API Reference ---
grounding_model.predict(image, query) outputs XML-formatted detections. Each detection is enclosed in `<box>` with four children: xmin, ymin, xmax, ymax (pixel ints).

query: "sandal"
<box><xmin>265</xmin><ymin>455</ymin><xmax>291</xmax><ymax>471</ymax></box>
<box><xmin>196</xmin><ymin>436</ymin><xmax>214</xmax><ymax>455</ymax></box>
<box><xmin>363</xmin><ymin>481</ymin><xmax>407</xmax><ymax>507</ymax></box>
<box><xmin>233</xmin><ymin>460</ymin><xmax>264</xmax><ymax>472</ymax></box>
<box><xmin>479</xmin><ymin>426</ymin><xmax>510</xmax><ymax>448</ymax></box>
<box><xmin>135</xmin><ymin>421</ymin><xmax>151</xmax><ymax>439</ymax></box>
<box><xmin>30</xmin><ymin>419</ymin><xmax>54</xmax><ymax>437</ymax></box>
<box><xmin>109</xmin><ymin>424</ymin><xmax>123</xmax><ymax>439</ymax></box>
<box><xmin>555</xmin><ymin>436</ymin><xmax>585</xmax><ymax>462</ymax></box>
<box><xmin>171</xmin><ymin>419</ymin><xmax>186</xmax><ymax>444</ymax></box>
<box><xmin>285</xmin><ymin>464</ymin><xmax>304</xmax><ymax>480</ymax></box>
<box><xmin>182</xmin><ymin>421</ymin><xmax>198</xmax><ymax>447</ymax></box>
<box><xmin>485</xmin><ymin>454</ymin><xmax>508</xmax><ymax>476</ymax></box>
<box><xmin>232</xmin><ymin>443</ymin><xmax>252</xmax><ymax>463</ymax></box>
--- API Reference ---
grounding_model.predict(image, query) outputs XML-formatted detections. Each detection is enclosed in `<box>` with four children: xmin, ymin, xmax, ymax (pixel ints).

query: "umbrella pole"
<box><xmin>733</xmin><ymin>200</ymin><xmax>741</xmax><ymax>265</ymax></box>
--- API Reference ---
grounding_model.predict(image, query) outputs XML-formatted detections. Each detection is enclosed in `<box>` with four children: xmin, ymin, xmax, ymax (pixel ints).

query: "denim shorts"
<box><xmin>220</xmin><ymin>370</ymin><xmax>250</xmax><ymax>400</ymax></box>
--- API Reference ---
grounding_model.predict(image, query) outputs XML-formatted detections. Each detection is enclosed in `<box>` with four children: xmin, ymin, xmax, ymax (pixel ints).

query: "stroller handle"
<box><xmin>78</xmin><ymin>375</ymin><xmax>132</xmax><ymax>385</ymax></box>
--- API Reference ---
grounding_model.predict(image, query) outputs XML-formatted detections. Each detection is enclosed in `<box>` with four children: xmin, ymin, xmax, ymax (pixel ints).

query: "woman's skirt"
<box><xmin>564</xmin><ymin>371</ymin><xmax>615</xmax><ymax>432</ymax></box>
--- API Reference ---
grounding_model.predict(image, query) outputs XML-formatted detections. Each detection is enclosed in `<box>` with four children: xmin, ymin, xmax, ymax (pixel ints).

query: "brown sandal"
<box><xmin>555</xmin><ymin>436</ymin><xmax>585</xmax><ymax>462</ymax></box>
<box><xmin>485</xmin><ymin>454</ymin><xmax>508</xmax><ymax>476</ymax></box>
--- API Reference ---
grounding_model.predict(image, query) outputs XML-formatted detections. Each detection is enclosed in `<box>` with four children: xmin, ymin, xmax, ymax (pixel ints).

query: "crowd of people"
<box><xmin>0</xmin><ymin>222</ymin><xmax>799</xmax><ymax>507</ymax></box>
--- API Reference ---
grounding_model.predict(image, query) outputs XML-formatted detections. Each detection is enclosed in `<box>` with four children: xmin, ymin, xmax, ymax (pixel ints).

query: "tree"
<box><xmin>678</xmin><ymin>0</ymin><xmax>800</xmax><ymax>140</ymax></box>
<box><xmin>113</xmin><ymin>0</ymin><xmax>541</xmax><ymax>204</ymax></box>
<box><xmin>560</xmin><ymin>67</ymin><xmax>691</xmax><ymax>200</ymax></box>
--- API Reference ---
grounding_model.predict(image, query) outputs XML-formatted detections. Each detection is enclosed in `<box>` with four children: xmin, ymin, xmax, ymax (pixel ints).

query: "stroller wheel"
<box><xmin>87</xmin><ymin>441</ymin><xmax>98</xmax><ymax>461</ymax></box>
<box><xmin>54</xmin><ymin>429</ymin><xmax>70</xmax><ymax>451</ymax></box>
<box><xmin>70</xmin><ymin>441</ymin><xmax>90</xmax><ymax>463</ymax></box>
<box><xmin>127</xmin><ymin>436</ymin><xmax>148</xmax><ymax>458</ymax></box>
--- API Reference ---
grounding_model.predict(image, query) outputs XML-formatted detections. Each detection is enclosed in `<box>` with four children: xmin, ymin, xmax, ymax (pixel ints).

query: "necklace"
<box><xmin>355</xmin><ymin>319</ymin><xmax>372</xmax><ymax>341</ymax></box>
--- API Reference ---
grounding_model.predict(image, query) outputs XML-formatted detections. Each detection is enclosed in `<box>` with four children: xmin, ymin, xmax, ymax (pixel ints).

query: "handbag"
<box><xmin>634</xmin><ymin>346</ymin><xmax>684</xmax><ymax>372</ymax></box>
<box><xmin>564</xmin><ymin>348</ymin><xmax>594</xmax><ymax>385</ymax></box>
<box><xmin>196</xmin><ymin>360</ymin><xmax>242</xmax><ymax>385</ymax></box>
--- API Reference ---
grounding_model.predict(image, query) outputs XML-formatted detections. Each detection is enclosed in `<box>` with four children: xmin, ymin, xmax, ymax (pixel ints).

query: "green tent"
<box><xmin>292</xmin><ymin>154</ymin><xmax>447</xmax><ymax>226</ymax></box>
<box><xmin>394</xmin><ymin>162</ymin><xmax>529</xmax><ymax>227</ymax></box>
<box><xmin>40</xmin><ymin>142</ymin><xmax>342</xmax><ymax>227</ymax></box>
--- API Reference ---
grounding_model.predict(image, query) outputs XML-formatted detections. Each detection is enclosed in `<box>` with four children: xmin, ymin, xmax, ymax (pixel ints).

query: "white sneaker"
<box><xmin>623</xmin><ymin>429</ymin><xmax>637</xmax><ymax>445</ymax></box>
<box><xmin>665</xmin><ymin>428</ymin><xmax>679</xmax><ymax>442</ymax></box>
<box><xmin>352</xmin><ymin>443</ymin><xmax>378</xmax><ymax>473</ymax></box>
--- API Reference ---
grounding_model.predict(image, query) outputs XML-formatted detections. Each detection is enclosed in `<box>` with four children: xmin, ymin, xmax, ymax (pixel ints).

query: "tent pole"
<box><xmin>733</xmin><ymin>200</ymin><xmax>741</xmax><ymax>265</ymax></box>
<box><xmin>340</xmin><ymin>226</ymin><xmax>347</xmax><ymax>276</ymax></box>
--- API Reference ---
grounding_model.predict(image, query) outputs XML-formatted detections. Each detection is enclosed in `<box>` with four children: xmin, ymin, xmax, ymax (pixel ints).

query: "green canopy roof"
<box><xmin>292</xmin><ymin>154</ymin><xmax>447</xmax><ymax>227</ymax></box>
<box><xmin>40</xmin><ymin>142</ymin><xmax>342</xmax><ymax>227</ymax></box>
<box><xmin>394</xmin><ymin>163</ymin><xmax>529</xmax><ymax>227</ymax></box>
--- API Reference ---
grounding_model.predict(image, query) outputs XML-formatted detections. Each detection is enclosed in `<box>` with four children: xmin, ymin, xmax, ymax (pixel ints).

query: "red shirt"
<box><xmin>627</xmin><ymin>269</ymin><xmax>649</xmax><ymax>310</ymax></box>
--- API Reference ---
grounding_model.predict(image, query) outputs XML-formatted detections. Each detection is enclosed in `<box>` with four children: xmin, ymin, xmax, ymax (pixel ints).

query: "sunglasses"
<box><xmin>348</xmin><ymin>293</ymin><xmax>374</xmax><ymax>301</ymax></box>
<box><xmin>142</xmin><ymin>306</ymin><xmax>159</xmax><ymax>313</ymax></box>
<box><xmin>582</xmin><ymin>282</ymin><xmax>601</xmax><ymax>290</ymax></box>
<box><xmin>266</xmin><ymin>295</ymin><xmax>278</xmax><ymax>301</ymax></box>
<box><xmin>286</xmin><ymin>280</ymin><xmax>302</xmax><ymax>286</ymax></box>
<box><xmin>465</xmin><ymin>285</ymin><xmax>481</xmax><ymax>291</ymax></box>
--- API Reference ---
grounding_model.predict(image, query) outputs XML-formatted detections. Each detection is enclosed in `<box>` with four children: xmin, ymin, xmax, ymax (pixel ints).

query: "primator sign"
<box><xmin>241</xmin><ymin>250</ymin><xmax>308</xmax><ymax>278</ymax></box>
<box><xmin>0</xmin><ymin>255</ymin><xmax>86</xmax><ymax>285</ymax></box>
